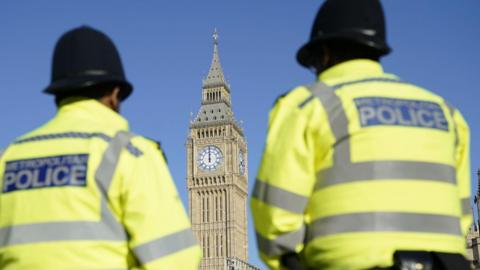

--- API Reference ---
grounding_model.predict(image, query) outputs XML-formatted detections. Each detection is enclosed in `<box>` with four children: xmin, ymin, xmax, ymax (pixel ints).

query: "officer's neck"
<box><xmin>98</xmin><ymin>88</ymin><xmax>121</xmax><ymax>113</ymax></box>
<box><xmin>317</xmin><ymin>57</ymin><xmax>380</xmax><ymax>76</ymax></box>
<box><xmin>98</xmin><ymin>96</ymin><xmax>120</xmax><ymax>113</ymax></box>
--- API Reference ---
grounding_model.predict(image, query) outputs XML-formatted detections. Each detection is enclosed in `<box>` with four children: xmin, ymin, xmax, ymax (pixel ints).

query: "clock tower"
<box><xmin>186</xmin><ymin>30</ymin><xmax>250</xmax><ymax>270</ymax></box>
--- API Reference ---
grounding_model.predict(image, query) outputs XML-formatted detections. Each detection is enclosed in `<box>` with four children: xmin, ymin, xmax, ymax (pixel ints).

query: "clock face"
<box><xmin>239</xmin><ymin>150</ymin><xmax>245</xmax><ymax>175</ymax></box>
<box><xmin>198</xmin><ymin>145</ymin><xmax>223</xmax><ymax>172</ymax></box>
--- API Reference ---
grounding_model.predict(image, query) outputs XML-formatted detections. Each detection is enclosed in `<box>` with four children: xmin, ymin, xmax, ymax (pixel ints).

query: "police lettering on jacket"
<box><xmin>2</xmin><ymin>154</ymin><xmax>88</xmax><ymax>193</ymax></box>
<box><xmin>354</xmin><ymin>97</ymin><xmax>448</xmax><ymax>131</ymax></box>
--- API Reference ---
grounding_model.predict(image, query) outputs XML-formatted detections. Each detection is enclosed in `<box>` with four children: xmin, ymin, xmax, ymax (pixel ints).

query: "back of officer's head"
<box><xmin>43</xmin><ymin>26</ymin><xmax>133</xmax><ymax>110</ymax></box>
<box><xmin>53</xmin><ymin>83</ymin><xmax>119</xmax><ymax>107</ymax></box>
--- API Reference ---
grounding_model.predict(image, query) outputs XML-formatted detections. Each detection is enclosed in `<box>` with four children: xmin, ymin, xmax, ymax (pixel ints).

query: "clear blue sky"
<box><xmin>1</xmin><ymin>1</ymin><xmax>479</xmax><ymax>269</ymax></box>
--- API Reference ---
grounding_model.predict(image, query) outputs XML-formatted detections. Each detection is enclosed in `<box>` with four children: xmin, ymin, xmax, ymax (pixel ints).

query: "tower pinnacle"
<box><xmin>192</xmin><ymin>30</ymin><xmax>242</xmax><ymax>134</ymax></box>
<box><xmin>203</xmin><ymin>28</ymin><xmax>229</xmax><ymax>89</ymax></box>
<box><xmin>213</xmin><ymin>28</ymin><xmax>219</xmax><ymax>45</ymax></box>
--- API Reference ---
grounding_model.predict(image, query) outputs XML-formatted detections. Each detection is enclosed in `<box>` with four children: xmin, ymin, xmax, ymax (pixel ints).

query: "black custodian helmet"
<box><xmin>297</xmin><ymin>0</ymin><xmax>391</xmax><ymax>68</ymax></box>
<box><xmin>43</xmin><ymin>26</ymin><xmax>133</xmax><ymax>100</ymax></box>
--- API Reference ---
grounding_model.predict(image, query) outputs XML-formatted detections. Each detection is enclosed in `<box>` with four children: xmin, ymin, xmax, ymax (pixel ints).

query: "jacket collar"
<box><xmin>57</xmin><ymin>97</ymin><xmax>129</xmax><ymax>131</ymax></box>
<box><xmin>318</xmin><ymin>59</ymin><xmax>386</xmax><ymax>84</ymax></box>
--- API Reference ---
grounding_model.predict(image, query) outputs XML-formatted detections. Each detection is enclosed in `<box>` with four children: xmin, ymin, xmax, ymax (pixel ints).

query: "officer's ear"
<box><xmin>111</xmin><ymin>87</ymin><xmax>121</xmax><ymax>113</ymax></box>
<box><xmin>310</xmin><ymin>44</ymin><xmax>330</xmax><ymax>76</ymax></box>
<box><xmin>322</xmin><ymin>44</ymin><xmax>332</xmax><ymax>70</ymax></box>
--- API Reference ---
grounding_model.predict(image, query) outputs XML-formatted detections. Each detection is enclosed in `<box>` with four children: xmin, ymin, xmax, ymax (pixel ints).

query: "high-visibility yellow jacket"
<box><xmin>0</xmin><ymin>98</ymin><xmax>202</xmax><ymax>270</ymax></box>
<box><xmin>251</xmin><ymin>59</ymin><xmax>471</xmax><ymax>270</ymax></box>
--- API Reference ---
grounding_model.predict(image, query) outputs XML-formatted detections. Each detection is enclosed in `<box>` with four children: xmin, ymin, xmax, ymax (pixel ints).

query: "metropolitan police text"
<box><xmin>3</xmin><ymin>154</ymin><xmax>89</xmax><ymax>193</ymax></box>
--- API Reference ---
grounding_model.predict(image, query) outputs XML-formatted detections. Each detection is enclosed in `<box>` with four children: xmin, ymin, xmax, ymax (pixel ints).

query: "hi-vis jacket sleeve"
<box><xmin>251</xmin><ymin>88</ymin><xmax>320</xmax><ymax>270</ymax></box>
<box><xmin>121</xmin><ymin>139</ymin><xmax>202</xmax><ymax>269</ymax></box>
<box><xmin>453</xmin><ymin>110</ymin><xmax>472</xmax><ymax>236</ymax></box>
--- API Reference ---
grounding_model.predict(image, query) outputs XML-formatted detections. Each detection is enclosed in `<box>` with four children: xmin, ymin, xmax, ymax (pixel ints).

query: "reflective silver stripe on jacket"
<box><xmin>96</xmin><ymin>131</ymin><xmax>136</xmax><ymax>200</ymax></box>
<box><xmin>256</xmin><ymin>226</ymin><xmax>306</xmax><ymax>257</ymax></box>
<box><xmin>315</xmin><ymin>160</ymin><xmax>456</xmax><ymax>189</ymax></box>
<box><xmin>305</xmin><ymin>82</ymin><xmax>458</xmax><ymax>190</ymax></box>
<box><xmin>252</xmin><ymin>180</ymin><xmax>308</xmax><ymax>256</ymax></box>
<box><xmin>461</xmin><ymin>198</ymin><xmax>471</xmax><ymax>216</ymax></box>
<box><xmin>13</xmin><ymin>131</ymin><xmax>143</xmax><ymax>157</ymax></box>
<box><xmin>0</xmin><ymin>201</ymin><xmax>125</xmax><ymax>246</ymax></box>
<box><xmin>0</xmin><ymin>130</ymin><xmax>134</xmax><ymax>247</ymax></box>
<box><xmin>305</xmin><ymin>212</ymin><xmax>462</xmax><ymax>242</ymax></box>
<box><xmin>133</xmin><ymin>228</ymin><xmax>197</xmax><ymax>264</ymax></box>
<box><xmin>252</xmin><ymin>179</ymin><xmax>309</xmax><ymax>214</ymax></box>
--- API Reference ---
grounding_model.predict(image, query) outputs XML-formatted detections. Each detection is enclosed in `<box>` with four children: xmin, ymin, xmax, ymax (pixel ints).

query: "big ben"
<box><xmin>186</xmin><ymin>30</ymin><xmax>253</xmax><ymax>270</ymax></box>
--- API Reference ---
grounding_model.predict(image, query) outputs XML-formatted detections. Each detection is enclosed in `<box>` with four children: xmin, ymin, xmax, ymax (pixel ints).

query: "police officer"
<box><xmin>251</xmin><ymin>0</ymin><xmax>471</xmax><ymax>269</ymax></box>
<box><xmin>0</xmin><ymin>26</ymin><xmax>202</xmax><ymax>269</ymax></box>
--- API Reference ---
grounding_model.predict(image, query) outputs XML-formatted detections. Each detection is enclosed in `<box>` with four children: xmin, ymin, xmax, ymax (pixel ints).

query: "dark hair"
<box><xmin>311</xmin><ymin>39</ymin><xmax>381</xmax><ymax>73</ymax></box>
<box><xmin>327</xmin><ymin>39</ymin><xmax>381</xmax><ymax>62</ymax></box>
<box><xmin>54</xmin><ymin>83</ymin><xmax>117</xmax><ymax>106</ymax></box>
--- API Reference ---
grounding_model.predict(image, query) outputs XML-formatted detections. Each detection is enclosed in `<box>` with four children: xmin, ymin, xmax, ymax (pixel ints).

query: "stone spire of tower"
<box><xmin>203</xmin><ymin>28</ymin><xmax>229</xmax><ymax>89</ymax></box>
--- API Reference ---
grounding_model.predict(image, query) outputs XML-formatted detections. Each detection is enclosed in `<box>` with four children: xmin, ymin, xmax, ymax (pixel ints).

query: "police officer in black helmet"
<box><xmin>0</xmin><ymin>26</ymin><xmax>201</xmax><ymax>269</ymax></box>
<box><xmin>251</xmin><ymin>1</ymin><xmax>471</xmax><ymax>269</ymax></box>
<box><xmin>297</xmin><ymin>0</ymin><xmax>391</xmax><ymax>74</ymax></box>
<box><xmin>45</xmin><ymin>26</ymin><xmax>133</xmax><ymax>108</ymax></box>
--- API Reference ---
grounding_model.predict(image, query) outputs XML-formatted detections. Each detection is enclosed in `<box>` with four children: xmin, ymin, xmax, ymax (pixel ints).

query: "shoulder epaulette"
<box><xmin>273</xmin><ymin>88</ymin><xmax>293</xmax><ymax>107</ymax></box>
<box><xmin>145</xmin><ymin>137</ymin><xmax>168</xmax><ymax>163</ymax></box>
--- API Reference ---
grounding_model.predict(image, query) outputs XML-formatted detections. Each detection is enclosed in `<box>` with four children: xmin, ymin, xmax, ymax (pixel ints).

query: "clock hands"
<box><xmin>198</xmin><ymin>145</ymin><xmax>222</xmax><ymax>171</ymax></box>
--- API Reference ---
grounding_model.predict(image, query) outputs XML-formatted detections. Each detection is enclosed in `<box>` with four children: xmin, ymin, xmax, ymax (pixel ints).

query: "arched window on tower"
<box><xmin>215</xmin><ymin>190</ymin><xmax>219</xmax><ymax>221</ymax></box>
<box><xmin>206</xmin><ymin>195</ymin><xmax>210</xmax><ymax>222</ymax></box>
<box><xmin>220</xmin><ymin>234</ymin><xmax>224</xmax><ymax>256</ymax></box>
<box><xmin>206</xmin><ymin>234</ymin><xmax>210</xmax><ymax>258</ymax></box>
<box><xmin>201</xmin><ymin>192</ymin><xmax>204</xmax><ymax>222</ymax></box>
<box><xmin>202</xmin><ymin>235</ymin><xmax>206</xmax><ymax>257</ymax></box>
<box><xmin>219</xmin><ymin>189</ymin><xmax>223</xmax><ymax>221</ymax></box>
<box><xmin>216</xmin><ymin>233</ymin><xmax>219</xmax><ymax>257</ymax></box>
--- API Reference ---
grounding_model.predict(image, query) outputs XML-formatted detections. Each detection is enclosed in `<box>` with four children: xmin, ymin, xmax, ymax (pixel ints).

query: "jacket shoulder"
<box><xmin>131</xmin><ymin>135</ymin><xmax>168</xmax><ymax>162</ymax></box>
<box><xmin>273</xmin><ymin>85</ymin><xmax>313</xmax><ymax>109</ymax></box>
